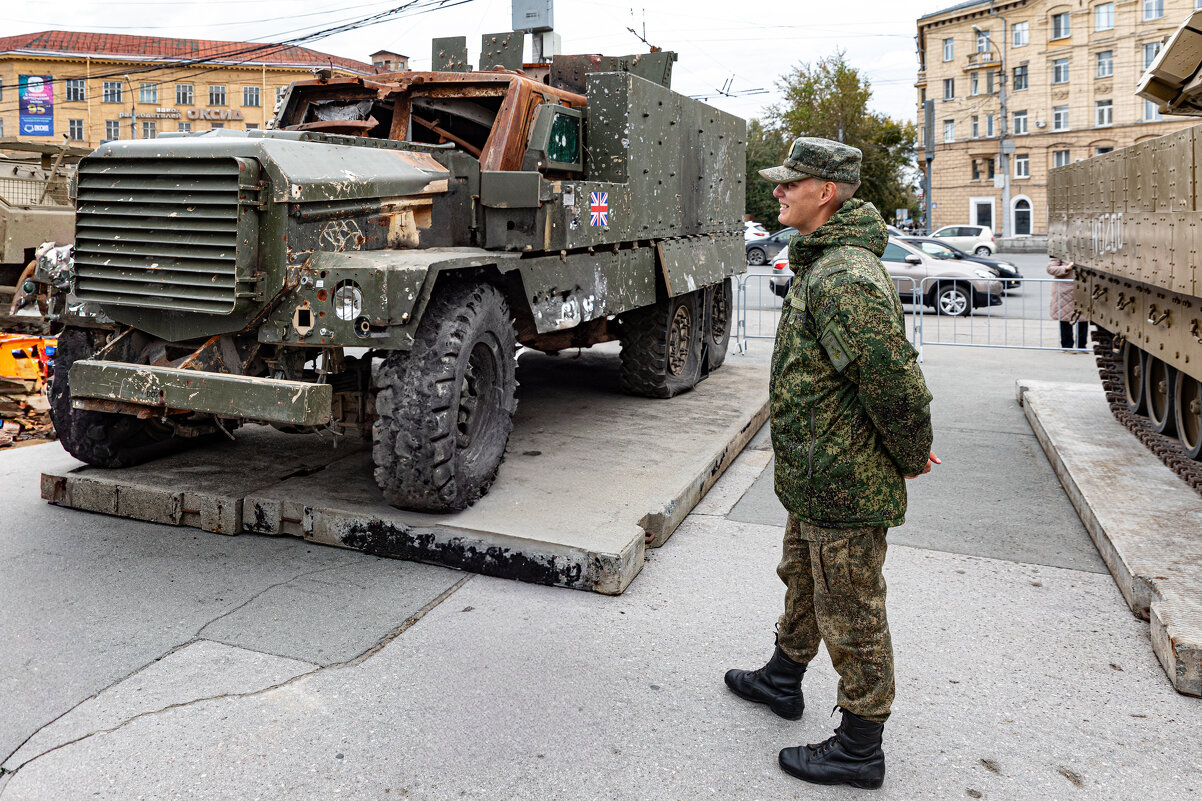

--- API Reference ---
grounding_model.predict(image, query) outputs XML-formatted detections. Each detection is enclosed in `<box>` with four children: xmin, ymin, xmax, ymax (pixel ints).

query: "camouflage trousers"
<box><xmin>776</xmin><ymin>515</ymin><xmax>894</xmax><ymax>723</ymax></box>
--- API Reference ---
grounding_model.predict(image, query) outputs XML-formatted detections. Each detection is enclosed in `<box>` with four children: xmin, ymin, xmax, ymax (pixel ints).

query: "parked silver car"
<box><xmin>770</xmin><ymin>237</ymin><xmax>1003</xmax><ymax>317</ymax></box>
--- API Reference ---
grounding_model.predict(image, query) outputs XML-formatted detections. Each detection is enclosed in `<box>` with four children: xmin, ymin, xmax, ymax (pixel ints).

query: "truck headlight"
<box><xmin>333</xmin><ymin>282</ymin><xmax>363</xmax><ymax>321</ymax></box>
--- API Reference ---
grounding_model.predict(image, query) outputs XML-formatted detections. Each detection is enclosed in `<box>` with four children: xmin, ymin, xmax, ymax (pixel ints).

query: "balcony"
<box><xmin>965</xmin><ymin>51</ymin><xmax>999</xmax><ymax>70</ymax></box>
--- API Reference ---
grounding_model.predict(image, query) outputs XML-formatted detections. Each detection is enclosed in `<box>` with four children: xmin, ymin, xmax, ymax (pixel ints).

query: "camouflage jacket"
<box><xmin>770</xmin><ymin>199</ymin><xmax>933</xmax><ymax>536</ymax></box>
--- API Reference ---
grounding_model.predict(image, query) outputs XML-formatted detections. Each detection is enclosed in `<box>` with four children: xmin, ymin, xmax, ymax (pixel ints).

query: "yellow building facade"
<box><xmin>916</xmin><ymin>0</ymin><xmax>1200</xmax><ymax>238</ymax></box>
<box><xmin>0</xmin><ymin>31</ymin><xmax>376</xmax><ymax>150</ymax></box>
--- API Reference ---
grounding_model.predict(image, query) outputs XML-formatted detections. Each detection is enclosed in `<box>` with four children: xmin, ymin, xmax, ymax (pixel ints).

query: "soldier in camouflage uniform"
<box><xmin>724</xmin><ymin>137</ymin><xmax>937</xmax><ymax>790</ymax></box>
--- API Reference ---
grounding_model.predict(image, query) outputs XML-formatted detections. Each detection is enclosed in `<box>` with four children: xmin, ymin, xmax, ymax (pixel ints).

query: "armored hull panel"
<box><xmin>1049</xmin><ymin>123</ymin><xmax>1202</xmax><ymax>386</ymax></box>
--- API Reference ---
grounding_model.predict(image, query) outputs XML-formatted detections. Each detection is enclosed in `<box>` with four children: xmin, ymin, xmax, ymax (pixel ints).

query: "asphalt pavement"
<box><xmin>1</xmin><ymin>334</ymin><xmax>1199</xmax><ymax>799</ymax></box>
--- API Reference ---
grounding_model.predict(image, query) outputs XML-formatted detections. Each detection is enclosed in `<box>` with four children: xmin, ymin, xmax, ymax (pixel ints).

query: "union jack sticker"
<box><xmin>589</xmin><ymin>191</ymin><xmax>609</xmax><ymax>227</ymax></box>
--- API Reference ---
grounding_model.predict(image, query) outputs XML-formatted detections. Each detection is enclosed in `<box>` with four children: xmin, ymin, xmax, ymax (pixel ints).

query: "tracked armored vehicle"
<box><xmin>47</xmin><ymin>39</ymin><xmax>746</xmax><ymax>512</ymax></box>
<box><xmin>1049</xmin><ymin>11</ymin><xmax>1202</xmax><ymax>483</ymax></box>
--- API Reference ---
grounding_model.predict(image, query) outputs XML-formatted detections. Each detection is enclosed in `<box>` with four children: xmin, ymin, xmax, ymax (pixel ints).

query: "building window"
<box><xmin>1144</xmin><ymin>99</ymin><xmax>1163</xmax><ymax>121</ymax></box>
<box><xmin>246</xmin><ymin>123</ymin><xmax>259</xmax><ymax>130</ymax></box>
<box><xmin>243</xmin><ymin>86</ymin><xmax>260</xmax><ymax>107</ymax></box>
<box><xmin>971</xmin><ymin>72</ymin><xmax>980</xmax><ymax>95</ymax></box>
<box><xmin>104</xmin><ymin>120</ymin><xmax>121</xmax><ymax>140</ymax></box>
<box><xmin>944</xmin><ymin>119</ymin><xmax>955</xmax><ymax>142</ymax></box>
<box><xmin>176</xmin><ymin>84</ymin><xmax>193</xmax><ymax>105</ymax></box>
<box><xmin>943</xmin><ymin>78</ymin><xmax>955</xmax><ymax>100</ymax></box>
<box><xmin>68</xmin><ymin>119</ymin><xmax>85</xmax><ymax>140</ymax></box>
<box><xmin>987</xmin><ymin>158</ymin><xmax>995</xmax><ymax>179</ymax></box>
<box><xmin>1096</xmin><ymin>3</ymin><xmax>1115</xmax><ymax>30</ymax></box>
<box><xmin>1053</xmin><ymin>105</ymin><xmax>1069</xmax><ymax>130</ymax></box>
<box><xmin>1014</xmin><ymin>153</ymin><xmax>1030</xmax><ymax>178</ymax></box>
<box><xmin>972</xmin><ymin>160</ymin><xmax>981</xmax><ymax>180</ymax></box>
<box><xmin>209</xmin><ymin>85</ymin><xmax>226</xmax><ymax>106</ymax></box>
<box><xmin>921</xmin><ymin>87</ymin><xmax>926</xmax><ymax>103</ymax></box>
<box><xmin>976</xmin><ymin>29</ymin><xmax>991</xmax><ymax>53</ymax></box>
<box><xmin>102</xmin><ymin>81</ymin><xmax>123</xmax><ymax>103</ymax></box>
<box><xmin>972</xmin><ymin>116</ymin><xmax>980</xmax><ymax>138</ymax></box>
<box><xmin>1144</xmin><ymin>42</ymin><xmax>1162</xmax><ymax>70</ymax></box>
<box><xmin>1052</xmin><ymin>58</ymin><xmax>1070</xmax><ymax>84</ymax></box>
<box><xmin>1012</xmin><ymin>21</ymin><xmax>1029</xmax><ymax>47</ymax></box>
<box><xmin>986</xmin><ymin>114</ymin><xmax>995</xmax><ymax>137</ymax></box>
<box><xmin>1096</xmin><ymin>99</ymin><xmax>1113</xmax><ymax>126</ymax></box>
<box><xmin>1051</xmin><ymin>12</ymin><xmax>1071</xmax><ymax>40</ymax></box>
<box><xmin>1013</xmin><ymin>110</ymin><xmax>1028</xmax><ymax>134</ymax></box>
<box><xmin>1053</xmin><ymin>149</ymin><xmax>1071</xmax><ymax>168</ymax></box>
<box><xmin>1144</xmin><ymin>0</ymin><xmax>1164</xmax><ymax>21</ymax></box>
<box><xmin>211</xmin><ymin>122</ymin><xmax>225</xmax><ymax>130</ymax></box>
<box><xmin>1096</xmin><ymin>50</ymin><xmax>1114</xmax><ymax>77</ymax></box>
<box><xmin>943</xmin><ymin>38</ymin><xmax>954</xmax><ymax>61</ymax></box>
<box><xmin>65</xmin><ymin>79</ymin><xmax>85</xmax><ymax>102</ymax></box>
<box><xmin>141</xmin><ymin>120</ymin><xmax>157</xmax><ymax>138</ymax></box>
<box><xmin>1097</xmin><ymin>146</ymin><xmax>1114</xmax><ymax>154</ymax></box>
<box><xmin>178</xmin><ymin>122</ymin><xmax>192</xmax><ymax>132</ymax></box>
<box><xmin>1013</xmin><ymin>64</ymin><xmax>1028</xmax><ymax>90</ymax></box>
<box><xmin>139</xmin><ymin>83</ymin><xmax>157</xmax><ymax>104</ymax></box>
<box><xmin>986</xmin><ymin>71</ymin><xmax>995</xmax><ymax>94</ymax></box>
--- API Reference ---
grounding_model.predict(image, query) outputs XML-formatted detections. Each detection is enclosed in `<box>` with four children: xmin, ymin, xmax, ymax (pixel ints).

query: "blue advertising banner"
<box><xmin>19</xmin><ymin>75</ymin><xmax>54</xmax><ymax>136</ymax></box>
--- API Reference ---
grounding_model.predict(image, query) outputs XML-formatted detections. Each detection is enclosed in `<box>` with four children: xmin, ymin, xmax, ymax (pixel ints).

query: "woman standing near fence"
<box><xmin>1047</xmin><ymin>256</ymin><xmax>1087</xmax><ymax>352</ymax></box>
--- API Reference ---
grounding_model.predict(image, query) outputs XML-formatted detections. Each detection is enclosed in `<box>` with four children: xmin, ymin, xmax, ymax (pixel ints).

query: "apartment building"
<box><xmin>0</xmin><ymin>31</ymin><xmax>377</xmax><ymax>149</ymax></box>
<box><xmin>915</xmin><ymin>0</ymin><xmax>1200</xmax><ymax>237</ymax></box>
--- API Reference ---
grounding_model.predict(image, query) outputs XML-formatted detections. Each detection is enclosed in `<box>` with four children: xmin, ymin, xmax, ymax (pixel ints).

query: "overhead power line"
<box><xmin>0</xmin><ymin>0</ymin><xmax>475</xmax><ymax>101</ymax></box>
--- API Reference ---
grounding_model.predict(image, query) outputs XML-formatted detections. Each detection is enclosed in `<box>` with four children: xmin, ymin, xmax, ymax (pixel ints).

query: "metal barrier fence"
<box><xmin>735</xmin><ymin>273</ymin><xmax>920</xmax><ymax>353</ymax></box>
<box><xmin>735</xmin><ymin>273</ymin><xmax>1081</xmax><ymax>358</ymax></box>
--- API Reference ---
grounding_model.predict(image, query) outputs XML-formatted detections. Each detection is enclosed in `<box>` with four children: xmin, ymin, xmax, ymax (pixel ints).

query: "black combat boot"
<box><xmin>778</xmin><ymin>708</ymin><xmax>885</xmax><ymax>789</ymax></box>
<box><xmin>723</xmin><ymin>644</ymin><xmax>806</xmax><ymax>720</ymax></box>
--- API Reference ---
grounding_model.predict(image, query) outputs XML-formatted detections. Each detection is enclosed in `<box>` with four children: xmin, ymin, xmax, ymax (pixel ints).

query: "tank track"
<box><xmin>1093</xmin><ymin>327</ymin><xmax>1202</xmax><ymax>494</ymax></box>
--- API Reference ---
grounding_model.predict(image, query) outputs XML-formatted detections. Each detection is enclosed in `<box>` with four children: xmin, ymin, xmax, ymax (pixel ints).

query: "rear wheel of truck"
<box><xmin>618</xmin><ymin>290</ymin><xmax>703</xmax><ymax>398</ymax></box>
<box><xmin>49</xmin><ymin>327</ymin><xmax>181</xmax><ymax>468</ymax></box>
<box><xmin>705</xmin><ymin>278</ymin><xmax>733</xmax><ymax>371</ymax></box>
<box><xmin>373</xmin><ymin>282</ymin><xmax>518</xmax><ymax>513</ymax></box>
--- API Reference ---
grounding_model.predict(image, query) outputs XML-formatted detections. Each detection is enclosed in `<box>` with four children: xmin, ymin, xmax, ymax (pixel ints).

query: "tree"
<box><xmin>745</xmin><ymin>119</ymin><xmax>789</xmax><ymax>228</ymax></box>
<box><xmin>764</xmin><ymin>52</ymin><xmax>918</xmax><ymax>223</ymax></box>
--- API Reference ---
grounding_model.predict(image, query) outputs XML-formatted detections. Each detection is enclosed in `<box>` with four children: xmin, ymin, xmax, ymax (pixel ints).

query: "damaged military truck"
<box><xmin>48</xmin><ymin>45</ymin><xmax>746</xmax><ymax>512</ymax></box>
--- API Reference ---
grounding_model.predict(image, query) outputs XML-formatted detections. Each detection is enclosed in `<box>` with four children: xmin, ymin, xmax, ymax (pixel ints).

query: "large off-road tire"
<box><xmin>372</xmin><ymin>282</ymin><xmax>518</xmax><ymax>513</ymax></box>
<box><xmin>618</xmin><ymin>290</ymin><xmax>703</xmax><ymax>398</ymax></box>
<box><xmin>705</xmin><ymin>278</ymin><xmax>733</xmax><ymax>371</ymax></box>
<box><xmin>49</xmin><ymin>327</ymin><xmax>181</xmax><ymax>468</ymax></box>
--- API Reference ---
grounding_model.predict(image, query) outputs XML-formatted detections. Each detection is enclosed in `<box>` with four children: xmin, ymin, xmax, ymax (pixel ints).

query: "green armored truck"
<box><xmin>47</xmin><ymin>42</ymin><xmax>746</xmax><ymax>512</ymax></box>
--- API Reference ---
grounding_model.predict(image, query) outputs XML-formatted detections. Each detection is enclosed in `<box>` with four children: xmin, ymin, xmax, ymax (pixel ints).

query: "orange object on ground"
<box><xmin>0</xmin><ymin>334</ymin><xmax>57</xmax><ymax>390</ymax></box>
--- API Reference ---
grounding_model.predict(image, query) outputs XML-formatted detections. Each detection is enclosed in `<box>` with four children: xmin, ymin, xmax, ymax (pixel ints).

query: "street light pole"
<box><xmin>987</xmin><ymin>2</ymin><xmax>1009</xmax><ymax>239</ymax></box>
<box><xmin>123</xmin><ymin>75</ymin><xmax>137</xmax><ymax>139</ymax></box>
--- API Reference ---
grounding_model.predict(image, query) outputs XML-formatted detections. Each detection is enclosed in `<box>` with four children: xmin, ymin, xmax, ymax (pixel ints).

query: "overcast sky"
<box><xmin>2</xmin><ymin>0</ymin><xmax>950</xmax><ymax>125</ymax></box>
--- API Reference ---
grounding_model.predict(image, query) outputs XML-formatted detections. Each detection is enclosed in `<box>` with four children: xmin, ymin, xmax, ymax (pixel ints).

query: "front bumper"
<box><xmin>69</xmin><ymin>360</ymin><xmax>333</xmax><ymax>426</ymax></box>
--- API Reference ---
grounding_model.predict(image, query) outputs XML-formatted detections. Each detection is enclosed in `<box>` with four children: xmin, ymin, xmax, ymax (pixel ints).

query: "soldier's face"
<box><xmin>774</xmin><ymin>178</ymin><xmax>835</xmax><ymax>235</ymax></box>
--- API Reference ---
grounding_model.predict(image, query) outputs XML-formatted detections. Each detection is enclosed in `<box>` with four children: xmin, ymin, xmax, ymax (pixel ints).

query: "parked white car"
<box><xmin>745</xmin><ymin>221</ymin><xmax>768</xmax><ymax>242</ymax></box>
<box><xmin>931</xmin><ymin>224</ymin><xmax>996</xmax><ymax>256</ymax></box>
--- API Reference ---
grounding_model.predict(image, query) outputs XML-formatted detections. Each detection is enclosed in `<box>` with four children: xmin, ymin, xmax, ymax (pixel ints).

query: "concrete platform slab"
<box><xmin>40</xmin><ymin>350</ymin><xmax>768</xmax><ymax>595</ymax></box>
<box><xmin>1018</xmin><ymin>379</ymin><xmax>1202</xmax><ymax>696</ymax></box>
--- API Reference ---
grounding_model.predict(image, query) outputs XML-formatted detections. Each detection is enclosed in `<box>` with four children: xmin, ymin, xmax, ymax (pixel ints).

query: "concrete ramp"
<box><xmin>1018</xmin><ymin>379</ymin><xmax>1202</xmax><ymax>696</ymax></box>
<box><xmin>42</xmin><ymin>351</ymin><xmax>768</xmax><ymax>595</ymax></box>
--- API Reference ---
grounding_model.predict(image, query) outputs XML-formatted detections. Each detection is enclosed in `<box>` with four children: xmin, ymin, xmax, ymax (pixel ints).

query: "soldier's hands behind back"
<box><xmin>906</xmin><ymin>451</ymin><xmax>940</xmax><ymax>479</ymax></box>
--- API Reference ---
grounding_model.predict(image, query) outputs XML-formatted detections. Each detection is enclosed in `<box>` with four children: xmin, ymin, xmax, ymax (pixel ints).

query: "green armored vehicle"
<box><xmin>48</xmin><ymin>42</ymin><xmax>746</xmax><ymax>512</ymax></box>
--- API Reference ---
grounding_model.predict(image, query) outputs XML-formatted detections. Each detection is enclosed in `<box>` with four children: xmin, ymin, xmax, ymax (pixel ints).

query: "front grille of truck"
<box><xmin>73</xmin><ymin>158</ymin><xmax>245</xmax><ymax>314</ymax></box>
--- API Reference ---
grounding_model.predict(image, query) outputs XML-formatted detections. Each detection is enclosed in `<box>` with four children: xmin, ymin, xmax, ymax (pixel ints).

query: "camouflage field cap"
<box><xmin>760</xmin><ymin>137</ymin><xmax>862</xmax><ymax>184</ymax></box>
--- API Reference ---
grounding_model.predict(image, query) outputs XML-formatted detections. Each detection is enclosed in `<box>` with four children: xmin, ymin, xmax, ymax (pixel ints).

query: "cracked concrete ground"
<box><xmin>1</xmin><ymin>337</ymin><xmax>1199</xmax><ymax>799</ymax></box>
